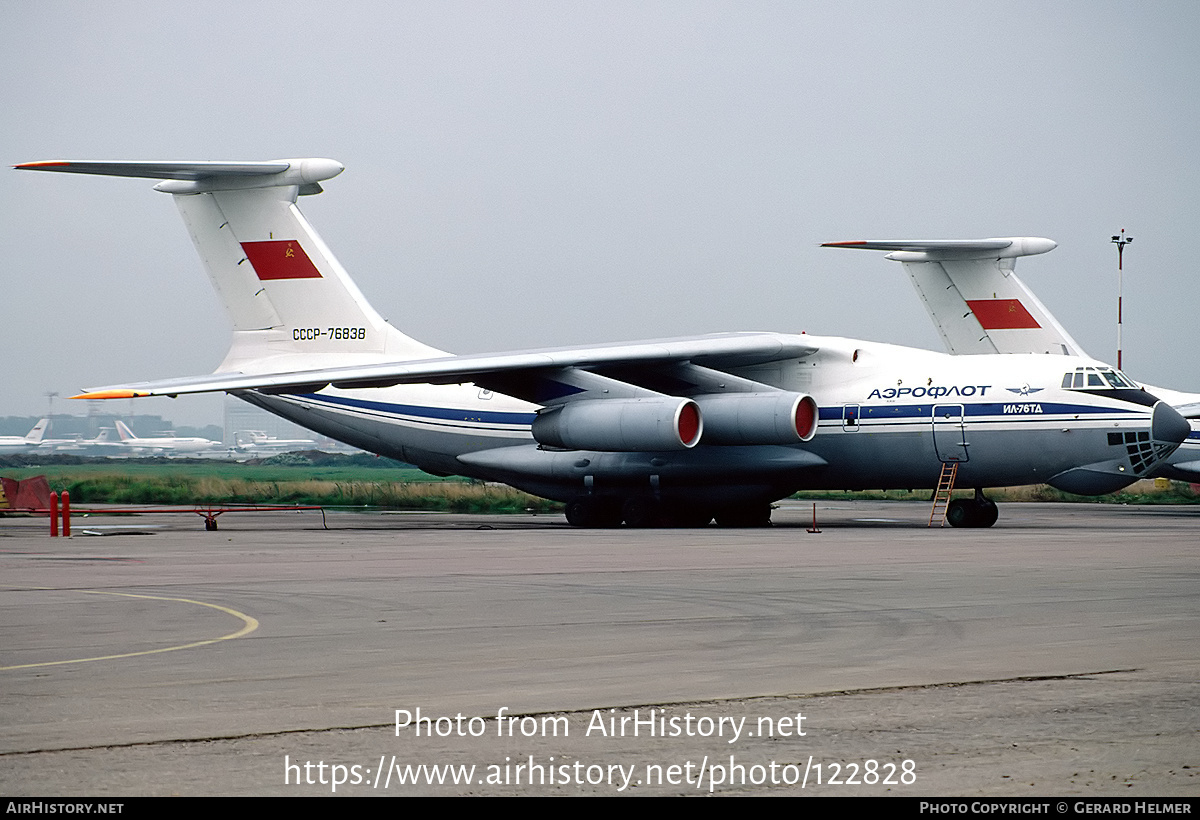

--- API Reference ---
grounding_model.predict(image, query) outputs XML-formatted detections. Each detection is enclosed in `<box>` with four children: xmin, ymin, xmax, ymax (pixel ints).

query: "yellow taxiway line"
<box><xmin>0</xmin><ymin>590</ymin><xmax>259</xmax><ymax>670</ymax></box>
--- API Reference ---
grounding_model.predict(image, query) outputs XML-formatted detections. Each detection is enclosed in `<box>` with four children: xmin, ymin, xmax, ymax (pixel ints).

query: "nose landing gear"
<box><xmin>946</xmin><ymin>488</ymin><xmax>998</xmax><ymax>528</ymax></box>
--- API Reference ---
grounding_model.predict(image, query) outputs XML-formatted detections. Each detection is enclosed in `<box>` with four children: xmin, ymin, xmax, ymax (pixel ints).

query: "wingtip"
<box><xmin>14</xmin><ymin>160</ymin><xmax>70</xmax><ymax>170</ymax></box>
<box><xmin>69</xmin><ymin>390</ymin><xmax>147</xmax><ymax>400</ymax></box>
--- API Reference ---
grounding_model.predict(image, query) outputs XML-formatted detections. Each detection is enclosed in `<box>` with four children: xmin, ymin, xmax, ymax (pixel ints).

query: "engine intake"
<box><xmin>693</xmin><ymin>392</ymin><xmax>817</xmax><ymax>445</ymax></box>
<box><xmin>532</xmin><ymin>398</ymin><xmax>702</xmax><ymax>452</ymax></box>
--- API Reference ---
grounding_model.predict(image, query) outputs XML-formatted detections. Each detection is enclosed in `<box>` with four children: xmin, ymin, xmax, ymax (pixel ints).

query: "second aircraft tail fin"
<box><xmin>823</xmin><ymin>237</ymin><xmax>1085</xmax><ymax>357</ymax></box>
<box><xmin>25</xmin><ymin>419</ymin><xmax>49</xmax><ymax>443</ymax></box>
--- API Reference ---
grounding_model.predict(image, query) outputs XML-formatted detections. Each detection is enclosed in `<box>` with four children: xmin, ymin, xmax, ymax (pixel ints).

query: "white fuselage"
<box><xmin>241</xmin><ymin>336</ymin><xmax>1180</xmax><ymax>504</ymax></box>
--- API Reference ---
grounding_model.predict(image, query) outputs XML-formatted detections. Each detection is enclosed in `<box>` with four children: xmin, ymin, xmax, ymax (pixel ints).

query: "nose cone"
<box><xmin>1152</xmin><ymin>401</ymin><xmax>1191</xmax><ymax>445</ymax></box>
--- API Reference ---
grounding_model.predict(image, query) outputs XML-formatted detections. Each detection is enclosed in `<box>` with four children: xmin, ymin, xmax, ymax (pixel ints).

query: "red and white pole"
<box><xmin>1111</xmin><ymin>229</ymin><xmax>1132</xmax><ymax>371</ymax></box>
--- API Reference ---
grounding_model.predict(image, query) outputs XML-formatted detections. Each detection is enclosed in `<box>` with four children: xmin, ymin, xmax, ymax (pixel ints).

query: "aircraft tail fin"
<box><xmin>15</xmin><ymin>159</ymin><xmax>444</xmax><ymax>376</ymax></box>
<box><xmin>25</xmin><ymin>419</ymin><xmax>49</xmax><ymax>443</ymax></box>
<box><xmin>823</xmin><ymin>237</ymin><xmax>1085</xmax><ymax>357</ymax></box>
<box><xmin>113</xmin><ymin>420</ymin><xmax>137</xmax><ymax>441</ymax></box>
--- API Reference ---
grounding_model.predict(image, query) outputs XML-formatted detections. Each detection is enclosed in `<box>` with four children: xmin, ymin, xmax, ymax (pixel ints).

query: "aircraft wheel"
<box><xmin>564</xmin><ymin>499</ymin><xmax>591</xmax><ymax>527</ymax></box>
<box><xmin>946</xmin><ymin>497</ymin><xmax>998</xmax><ymax>528</ymax></box>
<box><xmin>622</xmin><ymin>496</ymin><xmax>662</xmax><ymax>528</ymax></box>
<box><xmin>945</xmin><ymin>499</ymin><xmax>973</xmax><ymax>528</ymax></box>
<box><xmin>976</xmin><ymin>498</ymin><xmax>998</xmax><ymax>528</ymax></box>
<box><xmin>714</xmin><ymin>502</ymin><xmax>772</xmax><ymax>528</ymax></box>
<box><xmin>565</xmin><ymin>497</ymin><xmax>622</xmax><ymax>528</ymax></box>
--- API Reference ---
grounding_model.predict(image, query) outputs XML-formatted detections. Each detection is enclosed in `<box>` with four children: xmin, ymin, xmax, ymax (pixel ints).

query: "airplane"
<box><xmin>28</xmin><ymin>426</ymin><xmax>135</xmax><ymax>455</ymax></box>
<box><xmin>0</xmin><ymin>419</ymin><xmax>81</xmax><ymax>454</ymax></box>
<box><xmin>822</xmin><ymin>239</ymin><xmax>1200</xmax><ymax>482</ymax></box>
<box><xmin>112</xmin><ymin>420</ymin><xmax>223</xmax><ymax>455</ymax></box>
<box><xmin>232</xmin><ymin>430</ymin><xmax>317</xmax><ymax>452</ymax></box>
<box><xmin>0</xmin><ymin>419</ymin><xmax>51</xmax><ymax>453</ymax></box>
<box><xmin>67</xmin><ymin>426</ymin><xmax>128</xmax><ymax>456</ymax></box>
<box><xmin>15</xmin><ymin>158</ymin><xmax>1192</xmax><ymax>527</ymax></box>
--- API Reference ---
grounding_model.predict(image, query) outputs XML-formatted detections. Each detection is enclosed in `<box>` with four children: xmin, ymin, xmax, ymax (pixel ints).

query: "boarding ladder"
<box><xmin>928</xmin><ymin>461</ymin><xmax>959</xmax><ymax>527</ymax></box>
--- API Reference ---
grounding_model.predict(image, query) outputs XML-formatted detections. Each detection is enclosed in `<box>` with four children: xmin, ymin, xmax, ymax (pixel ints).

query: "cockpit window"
<box><xmin>1062</xmin><ymin>366</ymin><xmax>1139</xmax><ymax>390</ymax></box>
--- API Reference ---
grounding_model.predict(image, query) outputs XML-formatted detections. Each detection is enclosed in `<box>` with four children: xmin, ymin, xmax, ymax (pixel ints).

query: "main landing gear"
<box><xmin>945</xmin><ymin>488</ymin><xmax>998</xmax><ymax>528</ymax></box>
<box><xmin>564</xmin><ymin>496</ymin><xmax>772</xmax><ymax>528</ymax></box>
<box><xmin>564</xmin><ymin>497</ymin><xmax>622</xmax><ymax>528</ymax></box>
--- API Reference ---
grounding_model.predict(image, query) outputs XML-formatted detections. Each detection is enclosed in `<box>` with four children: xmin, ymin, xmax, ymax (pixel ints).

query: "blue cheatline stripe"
<box><xmin>818</xmin><ymin>402</ymin><xmax>1144</xmax><ymax>422</ymax></box>
<box><xmin>297</xmin><ymin>393</ymin><xmax>538</xmax><ymax>426</ymax></box>
<box><xmin>302</xmin><ymin>391</ymin><xmax>1138</xmax><ymax>428</ymax></box>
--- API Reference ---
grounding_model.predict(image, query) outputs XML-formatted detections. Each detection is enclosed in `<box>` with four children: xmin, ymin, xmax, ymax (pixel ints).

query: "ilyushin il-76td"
<box><xmin>16</xmin><ymin>158</ymin><xmax>1191</xmax><ymax>528</ymax></box>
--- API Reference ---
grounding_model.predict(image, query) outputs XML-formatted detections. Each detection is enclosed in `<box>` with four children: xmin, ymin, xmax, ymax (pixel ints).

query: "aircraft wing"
<box><xmin>73</xmin><ymin>332</ymin><xmax>818</xmax><ymax>402</ymax></box>
<box><xmin>1169</xmin><ymin>401</ymin><xmax>1200</xmax><ymax>420</ymax></box>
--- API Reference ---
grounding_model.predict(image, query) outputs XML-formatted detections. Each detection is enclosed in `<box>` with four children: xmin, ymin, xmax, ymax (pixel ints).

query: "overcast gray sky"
<box><xmin>4</xmin><ymin>1</ymin><xmax>1197</xmax><ymax>426</ymax></box>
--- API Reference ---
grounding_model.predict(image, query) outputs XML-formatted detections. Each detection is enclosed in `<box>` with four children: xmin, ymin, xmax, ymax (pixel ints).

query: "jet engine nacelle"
<box><xmin>694</xmin><ymin>392</ymin><xmax>817</xmax><ymax>445</ymax></box>
<box><xmin>532</xmin><ymin>397</ymin><xmax>703</xmax><ymax>452</ymax></box>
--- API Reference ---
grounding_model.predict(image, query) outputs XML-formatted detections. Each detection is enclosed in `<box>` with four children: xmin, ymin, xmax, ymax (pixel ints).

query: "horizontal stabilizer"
<box><xmin>15</xmin><ymin>160</ymin><xmax>290</xmax><ymax>179</ymax></box>
<box><xmin>15</xmin><ymin>158</ymin><xmax>343</xmax><ymax>194</ymax></box>
<box><xmin>822</xmin><ymin>237</ymin><xmax>1056</xmax><ymax>262</ymax></box>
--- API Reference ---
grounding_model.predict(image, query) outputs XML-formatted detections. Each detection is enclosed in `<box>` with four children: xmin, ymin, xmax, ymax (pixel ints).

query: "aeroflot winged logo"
<box><xmin>241</xmin><ymin>240</ymin><xmax>322</xmax><ymax>280</ymax></box>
